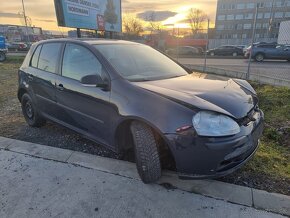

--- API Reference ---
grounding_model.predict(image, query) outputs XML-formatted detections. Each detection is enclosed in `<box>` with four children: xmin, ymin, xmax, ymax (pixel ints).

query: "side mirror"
<box><xmin>80</xmin><ymin>74</ymin><xmax>109</xmax><ymax>90</ymax></box>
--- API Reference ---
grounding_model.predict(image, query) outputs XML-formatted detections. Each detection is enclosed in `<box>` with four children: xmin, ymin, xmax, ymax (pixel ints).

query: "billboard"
<box><xmin>54</xmin><ymin>0</ymin><xmax>122</xmax><ymax>32</ymax></box>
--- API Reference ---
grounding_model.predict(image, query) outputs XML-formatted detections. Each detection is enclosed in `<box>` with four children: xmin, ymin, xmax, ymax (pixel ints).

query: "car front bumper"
<box><xmin>165</xmin><ymin>110</ymin><xmax>264</xmax><ymax>179</ymax></box>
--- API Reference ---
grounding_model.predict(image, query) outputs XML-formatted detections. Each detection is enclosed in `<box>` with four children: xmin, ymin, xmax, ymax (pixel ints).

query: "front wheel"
<box><xmin>255</xmin><ymin>53</ymin><xmax>264</xmax><ymax>62</ymax></box>
<box><xmin>21</xmin><ymin>93</ymin><xmax>46</xmax><ymax>127</ymax></box>
<box><xmin>0</xmin><ymin>52</ymin><xmax>6</xmax><ymax>62</ymax></box>
<box><xmin>130</xmin><ymin>121</ymin><xmax>162</xmax><ymax>184</ymax></box>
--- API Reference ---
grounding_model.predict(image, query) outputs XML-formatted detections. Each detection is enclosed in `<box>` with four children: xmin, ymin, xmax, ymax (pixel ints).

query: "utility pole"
<box><xmin>203</xmin><ymin>18</ymin><xmax>210</xmax><ymax>73</ymax></box>
<box><xmin>21</xmin><ymin>0</ymin><xmax>30</xmax><ymax>44</ymax></box>
<box><xmin>247</xmin><ymin>4</ymin><xmax>259</xmax><ymax>80</ymax></box>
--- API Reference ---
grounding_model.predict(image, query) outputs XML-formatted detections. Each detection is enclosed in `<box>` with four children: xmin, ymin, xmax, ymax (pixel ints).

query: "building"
<box><xmin>0</xmin><ymin>24</ymin><xmax>43</xmax><ymax>42</ymax></box>
<box><xmin>214</xmin><ymin>0</ymin><xmax>290</xmax><ymax>43</ymax></box>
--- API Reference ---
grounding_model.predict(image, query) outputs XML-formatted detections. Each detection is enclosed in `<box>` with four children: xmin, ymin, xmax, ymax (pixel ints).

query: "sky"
<box><xmin>0</xmin><ymin>0</ymin><xmax>218</xmax><ymax>33</ymax></box>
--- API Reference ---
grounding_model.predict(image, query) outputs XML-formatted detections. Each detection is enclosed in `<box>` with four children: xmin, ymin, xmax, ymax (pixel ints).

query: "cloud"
<box><xmin>137</xmin><ymin>11</ymin><xmax>177</xmax><ymax>22</ymax></box>
<box><xmin>0</xmin><ymin>12</ymin><xmax>21</xmax><ymax>18</ymax></box>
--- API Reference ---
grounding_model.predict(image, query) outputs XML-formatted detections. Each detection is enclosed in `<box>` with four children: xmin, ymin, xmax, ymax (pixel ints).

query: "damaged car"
<box><xmin>18</xmin><ymin>39</ymin><xmax>264</xmax><ymax>183</ymax></box>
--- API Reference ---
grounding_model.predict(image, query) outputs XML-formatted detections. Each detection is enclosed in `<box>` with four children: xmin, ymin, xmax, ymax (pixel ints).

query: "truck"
<box><xmin>0</xmin><ymin>36</ymin><xmax>8</xmax><ymax>62</ymax></box>
<box><xmin>278</xmin><ymin>21</ymin><xmax>290</xmax><ymax>45</ymax></box>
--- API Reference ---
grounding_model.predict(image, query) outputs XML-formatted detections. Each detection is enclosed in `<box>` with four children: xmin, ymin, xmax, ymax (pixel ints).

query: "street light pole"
<box><xmin>21</xmin><ymin>0</ymin><xmax>30</xmax><ymax>44</ymax></box>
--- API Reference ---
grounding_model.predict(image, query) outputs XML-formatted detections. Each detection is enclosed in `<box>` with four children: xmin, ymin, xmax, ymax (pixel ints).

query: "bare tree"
<box><xmin>187</xmin><ymin>8</ymin><xmax>207</xmax><ymax>36</ymax></box>
<box><xmin>146</xmin><ymin>12</ymin><xmax>163</xmax><ymax>34</ymax></box>
<box><xmin>122</xmin><ymin>14</ymin><xmax>144</xmax><ymax>38</ymax></box>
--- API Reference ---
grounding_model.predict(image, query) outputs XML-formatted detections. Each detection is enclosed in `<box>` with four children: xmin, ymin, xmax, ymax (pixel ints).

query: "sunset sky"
<box><xmin>0</xmin><ymin>0</ymin><xmax>218</xmax><ymax>32</ymax></box>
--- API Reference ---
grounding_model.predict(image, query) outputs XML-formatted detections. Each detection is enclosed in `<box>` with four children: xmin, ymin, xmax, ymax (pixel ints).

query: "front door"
<box><xmin>55</xmin><ymin>43</ymin><xmax>113</xmax><ymax>148</ymax></box>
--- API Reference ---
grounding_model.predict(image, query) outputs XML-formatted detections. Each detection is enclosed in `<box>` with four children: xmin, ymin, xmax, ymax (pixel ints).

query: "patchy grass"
<box><xmin>246</xmin><ymin>84</ymin><xmax>290</xmax><ymax>179</ymax></box>
<box><xmin>0</xmin><ymin>56</ymin><xmax>23</xmax><ymax>105</ymax></box>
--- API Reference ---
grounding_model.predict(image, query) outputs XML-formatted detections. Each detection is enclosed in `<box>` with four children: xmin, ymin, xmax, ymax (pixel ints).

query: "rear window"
<box><xmin>38</xmin><ymin>43</ymin><xmax>62</xmax><ymax>74</ymax></box>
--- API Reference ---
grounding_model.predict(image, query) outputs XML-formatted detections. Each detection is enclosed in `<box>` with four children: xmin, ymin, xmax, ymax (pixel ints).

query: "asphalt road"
<box><xmin>178</xmin><ymin>58</ymin><xmax>290</xmax><ymax>81</ymax></box>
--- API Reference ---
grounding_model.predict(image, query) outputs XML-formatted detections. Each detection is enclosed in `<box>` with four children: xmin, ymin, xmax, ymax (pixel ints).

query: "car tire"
<box><xmin>210</xmin><ymin>52</ymin><xmax>215</xmax><ymax>56</ymax></box>
<box><xmin>21</xmin><ymin>93</ymin><xmax>46</xmax><ymax>127</ymax></box>
<box><xmin>130</xmin><ymin>121</ymin><xmax>162</xmax><ymax>184</ymax></box>
<box><xmin>232</xmin><ymin>52</ymin><xmax>238</xmax><ymax>57</ymax></box>
<box><xmin>0</xmin><ymin>52</ymin><xmax>6</xmax><ymax>62</ymax></box>
<box><xmin>255</xmin><ymin>53</ymin><xmax>264</xmax><ymax>62</ymax></box>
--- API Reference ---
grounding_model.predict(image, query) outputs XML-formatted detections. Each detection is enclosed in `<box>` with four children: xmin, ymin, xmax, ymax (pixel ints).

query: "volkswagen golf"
<box><xmin>18</xmin><ymin>39</ymin><xmax>264</xmax><ymax>183</ymax></box>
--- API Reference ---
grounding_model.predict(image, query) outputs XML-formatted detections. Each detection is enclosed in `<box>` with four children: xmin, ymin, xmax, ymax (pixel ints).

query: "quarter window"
<box><xmin>38</xmin><ymin>43</ymin><xmax>62</xmax><ymax>74</ymax></box>
<box><xmin>62</xmin><ymin>43</ymin><xmax>103</xmax><ymax>81</ymax></box>
<box><xmin>30</xmin><ymin>45</ymin><xmax>42</xmax><ymax>68</ymax></box>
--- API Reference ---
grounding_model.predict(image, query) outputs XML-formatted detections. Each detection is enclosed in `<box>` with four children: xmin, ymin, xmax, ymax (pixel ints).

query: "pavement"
<box><xmin>0</xmin><ymin>136</ymin><xmax>289</xmax><ymax>218</ymax></box>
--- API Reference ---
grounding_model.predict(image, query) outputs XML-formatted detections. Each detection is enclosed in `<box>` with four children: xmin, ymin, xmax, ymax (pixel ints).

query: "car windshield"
<box><xmin>94</xmin><ymin>44</ymin><xmax>188</xmax><ymax>82</ymax></box>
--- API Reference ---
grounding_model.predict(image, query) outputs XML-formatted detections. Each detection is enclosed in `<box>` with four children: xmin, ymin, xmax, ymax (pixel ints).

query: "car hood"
<box><xmin>133</xmin><ymin>75</ymin><xmax>257</xmax><ymax>119</ymax></box>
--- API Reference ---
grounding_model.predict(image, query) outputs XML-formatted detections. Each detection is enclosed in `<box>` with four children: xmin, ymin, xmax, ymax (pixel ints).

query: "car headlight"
<box><xmin>192</xmin><ymin>111</ymin><xmax>240</xmax><ymax>137</ymax></box>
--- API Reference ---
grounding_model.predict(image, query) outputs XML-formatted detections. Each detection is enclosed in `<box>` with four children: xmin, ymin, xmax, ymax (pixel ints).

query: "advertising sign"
<box><xmin>54</xmin><ymin>0</ymin><xmax>122</xmax><ymax>32</ymax></box>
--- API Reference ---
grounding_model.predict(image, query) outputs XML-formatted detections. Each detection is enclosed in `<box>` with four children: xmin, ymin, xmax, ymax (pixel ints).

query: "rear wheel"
<box><xmin>232</xmin><ymin>52</ymin><xmax>238</xmax><ymax>57</ymax></box>
<box><xmin>21</xmin><ymin>93</ymin><xmax>46</xmax><ymax>127</ymax></box>
<box><xmin>255</xmin><ymin>53</ymin><xmax>264</xmax><ymax>62</ymax></box>
<box><xmin>210</xmin><ymin>52</ymin><xmax>215</xmax><ymax>56</ymax></box>
<box><xmin>130</xmin><ymin>121</ymin><xmax>161</xmax><ymax>184</ymax></box>
<box><xmin>0</xmin><ymin>52</ymin><xmax>6</xmax><ymax>62</ymax></box>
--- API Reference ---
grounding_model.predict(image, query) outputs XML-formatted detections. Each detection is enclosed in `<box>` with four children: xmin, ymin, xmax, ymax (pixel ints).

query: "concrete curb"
<box><xmin>185</xmin><ymin>64</ymin><xmax>290</xmax><ymax>88</ymax></box>
<box><xmin>0</xmin><ymin>136</ymin><xmax>289</xmax><ymax>216</ymax></box>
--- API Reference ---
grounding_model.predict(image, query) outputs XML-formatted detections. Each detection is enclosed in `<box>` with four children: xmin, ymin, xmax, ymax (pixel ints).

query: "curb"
<box><xmin>0</xmin><ymin>136</ymin><xmax>289</xmax><ymax>216</ymax></box>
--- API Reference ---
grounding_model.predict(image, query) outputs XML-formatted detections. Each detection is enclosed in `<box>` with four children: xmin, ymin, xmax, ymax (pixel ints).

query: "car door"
<box><xmin>55</xmin><ymin>43</ymin><xmax>113</xmax><ymax>148</ymax></box>
<box><xmin>27</xmin><ymin>42</ymin><xmax>62</xmax><ymax>117</ymax></box>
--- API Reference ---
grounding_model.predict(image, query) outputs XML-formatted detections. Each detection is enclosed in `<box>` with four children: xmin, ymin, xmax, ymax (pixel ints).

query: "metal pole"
<box><xmin>268</xmin><ymin>0</ymin><xmax>275</xmax><ymax>38</ymax></box>
<box><xmin>247</xmin><ymin>4</ymin><xmax>259</xmax><ymax>80</ymax></box>
<box><xmin>76</xmin><ymin>28</ymin><xmax>81</xmax><ymax>38</ymax></box>
<box><xmin>21</xmin><ymin>0</ymin><xmax>30</xmax><ymax>44</ymax></box>
<box><xmin>203</xmin><ymin>19</ymin><xmax>210</xmax><ymax>72</ymax></box>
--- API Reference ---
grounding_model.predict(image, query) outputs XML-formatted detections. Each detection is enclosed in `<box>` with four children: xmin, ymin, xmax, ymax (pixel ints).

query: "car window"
<box><xmin>62</xmin><ymin>43</ymin><xmax>103</xmax><ymax>81</ymax></box>
<box><xmin>95</xmin><ymin>44</ymin><xmax>188</xmax><ymax>82</ymax></box>
<box><xmin>38</xmin><ymin>43</ymin><xmax>62</xmax><ymax>73</ymax></box>
<box><xmin>30</xmin><ymin>45</ymin><xmax>42</xmax><ymax>68</ymax></box>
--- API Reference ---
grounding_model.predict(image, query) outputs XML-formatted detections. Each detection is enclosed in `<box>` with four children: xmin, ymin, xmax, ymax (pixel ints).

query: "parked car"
<box><xmin>207</xmin><ymin>45</ymin><xmax>244</xmax><ymax>57</ymax></box>
<box><xmin>6</xmin><ymin>42</ymin><xmax>28</xmax><ymax>52</ymax></box>
<box><xmin>166</xmin><ymin>46</ymin><xmax>202</xmax><ymax>57</ymax></box>
<box><xmin>0</xmin><ymin>36</ymin><xmax>7</xmax><ymax>62</ymax></box>
<box><xmin>18</xmin><ymin>39</ymin><xmax>264</xmax><ymax>183</ymax></box>
<box><xmin>245</xmin><ymin>43</ymin><xmax>290</xmax><ymax>61</ymax></box>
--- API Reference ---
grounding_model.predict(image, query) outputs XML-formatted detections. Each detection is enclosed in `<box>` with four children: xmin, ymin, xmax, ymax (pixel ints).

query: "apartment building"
<box><xmin>215</xmin><ymin>0</ymin><xmax>290</xmax><ymax>40</ymax></box>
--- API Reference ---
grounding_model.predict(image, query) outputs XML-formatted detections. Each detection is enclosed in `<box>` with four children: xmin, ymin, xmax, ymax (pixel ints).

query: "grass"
<box><xmin>0</xmin><ymin>56</ymin><xmax>23</xmax><ymax>106</ymax></box>
<box><xmin>0</xmin><ymin>56</ymin><xmax>289</xmax><ymax>181</ymax></box>
<box><xmin>247</xmin><ymin>83</ymin><xmax>290</xmax><ymax>179</ymax></box>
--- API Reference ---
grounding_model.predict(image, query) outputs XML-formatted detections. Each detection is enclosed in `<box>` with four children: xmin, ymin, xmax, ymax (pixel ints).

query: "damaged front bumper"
<box><xmin>165</xmin><ymin>110</ymin><xmax>264</xmax><ymax>179</ymax></box>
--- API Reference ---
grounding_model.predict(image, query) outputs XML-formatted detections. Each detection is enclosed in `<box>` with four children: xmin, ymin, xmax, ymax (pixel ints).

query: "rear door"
<box><xmin>55</xmin><ymin>43</ymin><xmax>113</xmax><ymax>147</ymax></box>
<box><xmin>27</xmin><ymin>42</ymin><xmax>62</xmax><ymax>117</ymax></box>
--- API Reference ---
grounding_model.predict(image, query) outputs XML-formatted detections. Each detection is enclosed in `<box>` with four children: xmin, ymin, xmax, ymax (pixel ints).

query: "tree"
<box><xmin>187</xmin><ymin>8</ymin><xmax>207</xmax><ymax>36</ymax></box>
<box><xmin>122</xmin><ymin>14</ymin><xmax>144</xmax><ymax>39</ymax></box>
<box><xmin>104</xmin><ymin>0</ymin><xmax>118</xmax><ymax>29</ymax></box>
<box><xmin>146</xmin><ymin>12</ymin><xmax>164</xmax><ymax>34</ymax></box>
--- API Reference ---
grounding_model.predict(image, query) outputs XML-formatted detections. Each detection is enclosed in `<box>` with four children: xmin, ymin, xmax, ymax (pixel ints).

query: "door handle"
<box><xmin>27</xmin><ymin>75</ymin><xmax>33</xmax><ymax>82</ymax></box>
<box><xmin>57</xmin><ymin>84</ymin><xmax>64</xmax><ymax>91</ymax></box>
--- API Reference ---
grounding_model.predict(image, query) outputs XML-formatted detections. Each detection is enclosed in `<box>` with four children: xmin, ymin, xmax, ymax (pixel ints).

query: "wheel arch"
<box><xmin>114</xmin><ymin>117</ymin><xmax>176</xmax><ymax>169</ymax></box>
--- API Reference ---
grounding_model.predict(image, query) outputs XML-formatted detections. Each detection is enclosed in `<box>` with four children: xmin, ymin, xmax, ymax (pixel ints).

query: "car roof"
<box><xmin>34</xmin><ymin>38</ymin><xmax>140</xmax><ymax>46</ymax></box>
